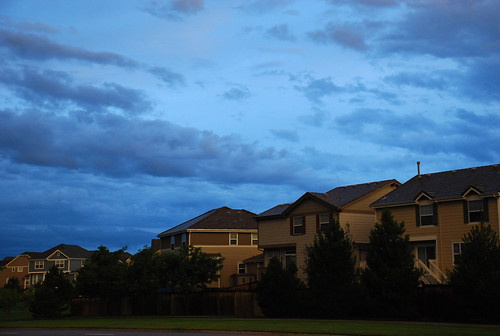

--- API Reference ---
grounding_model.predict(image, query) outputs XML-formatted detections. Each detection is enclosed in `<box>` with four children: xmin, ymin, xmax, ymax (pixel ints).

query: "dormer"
<box><xmin>414</xmin><ymin>191</ymin><xmax>437</xmax><ymax>227</ymax></box>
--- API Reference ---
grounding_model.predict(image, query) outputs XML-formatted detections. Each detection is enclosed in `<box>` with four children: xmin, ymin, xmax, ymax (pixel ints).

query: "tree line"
<box><xmin>257</xmin><ymin>209</ymin><xmax>500</xmax><ymax>322</ymax></box>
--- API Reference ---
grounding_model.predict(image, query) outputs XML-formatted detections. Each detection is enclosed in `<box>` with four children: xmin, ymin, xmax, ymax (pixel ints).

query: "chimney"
<box><xmin>417</xmin><ymin>161</ymin><xmax>421</xmax><ymax>178</ymax></box>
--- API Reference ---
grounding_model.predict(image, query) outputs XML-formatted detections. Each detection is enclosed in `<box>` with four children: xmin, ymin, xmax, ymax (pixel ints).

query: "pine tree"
<box><xmin>361</xmin><ymin>209</ymin><xmax>421</xmax><ymax>318</ymax></box>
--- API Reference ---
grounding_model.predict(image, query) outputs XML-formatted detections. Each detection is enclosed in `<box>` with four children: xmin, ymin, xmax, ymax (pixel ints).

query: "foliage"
<box><xmin>361</xmin><ymin>209</ymin><xmax>421</xmax><ymax>318</ymax></box>
<box><xmin>30</xmin><ymin>266</ymin><xmax>74</xmax><ymax>318</ymax></box>
<box><xmin>156</xmin><ymin>245</ymin><xmax>224</xmax><ymax>292</ymax></box>
<box><xmin>127</xmin><ymin>246</ymin><xmax>161</xmax><ymax>295</ymax></box>
<box><xmin>4</xmin><ymin>277</ymin><xmax>22</xmax><ymax>293</ymax></box>
<box><xmin>0</xmin><ymin>287</ymin><xmax>20</xmax><ymax>314</ymax></box>
<box><xmin>76</xmin><ymin>246</ymin><xmax>129</xmax><ymax>300</ymax></box>
<box><xmin>257</xmin><ymin>257</ymin><xmax>303</xmax><ymax>317</ymax></box>
<box><xmin>449</xmin><ymin>223</ymin><xmax>500</xmax><ymax>322</ymax></box>
<box><xmin>305</xmin><ymin>219</ymin><xmax>358</xmax><ymax>317</ymax></box>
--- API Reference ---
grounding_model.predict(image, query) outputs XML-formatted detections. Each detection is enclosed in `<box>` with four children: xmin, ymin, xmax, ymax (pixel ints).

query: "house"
<box><xmin>371</xmin><ymin>163</ymin><xmax>500</xmax><ymax>284</ymax></box>
<box><xmin>28</xmin><ymin>244</ymin><xmax>93</xmax><ymax>287</ymax></box>
<box><xmin>157</xmin><ymin>206</ymin><xmax>260</xmax><ymax>288</ymax></box>
<box><xmin>256</xmin><ymin>179</ymin><xmax>400</xmax><ymax>280</ymax></box>
<box><xmin>0</xmin><ymin>254</ymin><xmax>31</xmax><ymax>289</ymax></box>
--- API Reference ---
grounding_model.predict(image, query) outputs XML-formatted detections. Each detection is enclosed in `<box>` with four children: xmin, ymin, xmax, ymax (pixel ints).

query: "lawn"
<box><xmin>1</xmin><ymin>308</ymin><xmax>500</xmax><ymax>336</ymax></box>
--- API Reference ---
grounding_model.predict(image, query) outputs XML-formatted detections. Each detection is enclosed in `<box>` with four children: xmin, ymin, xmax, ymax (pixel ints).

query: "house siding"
<box><xmin>0</xmin><ymin>255</ymin><xmax>30</xmax><ymax>288</ymax></box>
<box><xmin>190</xmin><ymin>232</ymin><xmax>230</xmax><ymax>246</ymax></box>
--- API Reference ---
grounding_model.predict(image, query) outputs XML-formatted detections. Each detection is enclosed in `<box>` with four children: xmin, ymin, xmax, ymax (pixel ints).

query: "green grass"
<box><xmin>1</xmin><ymin>308</ymin><xmax>500</xmax><ymax>336</ymax></box>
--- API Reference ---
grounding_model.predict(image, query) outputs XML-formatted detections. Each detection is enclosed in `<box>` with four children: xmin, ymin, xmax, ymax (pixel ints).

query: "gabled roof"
<box><xmin>0</xmin><ymin>257</ymin><xmax>14</xmax><ymax>267</ymax></box>
<box><xmin>257</xmin><ymin>179</ymin><xmax>400</xmax><ymax>219</ymax></box>
<box><xmin>31</xmin><ymin>244</ymin><xmax>92</xmax><ymax>260</ymax></box>
<box><xmin>372</xmin><ymin>164</ymin><xmax>500</xmax><ymax>207</ymax></box>
<box><xmin>158</xmin><ymin>206</ymin><xmax>257</xmax><ymax>237</ymax></box>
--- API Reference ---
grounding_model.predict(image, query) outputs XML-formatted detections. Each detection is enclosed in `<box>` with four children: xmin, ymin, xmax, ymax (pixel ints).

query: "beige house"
<box><xmin>157</xmin><ymin>206</ymin><xmax>261</xmax><ymax>288</ymax></box>
<box><xmin>371</xmin><ymin>163</ymin><xmax>500</xmax><ymax>284</ymax></box>
<box><xmin>256</xmin><ymin>180</ymin><xmax>400</xmax><ymax>280</ymax></box>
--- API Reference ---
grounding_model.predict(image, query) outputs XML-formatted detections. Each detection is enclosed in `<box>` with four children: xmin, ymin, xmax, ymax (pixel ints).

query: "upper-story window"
<box><xmin>291</xmin><ymin>216</ymin><xmax>305</xmax><ymax>235</ymax></box>
<box><xmin>34</xmin><ymin>260</ymin><xmax>44</xmax><ymax>270</ymax></box>
<box><xmin>453</xmin><ymin>242</ymin><xmax>464</xmax><ymax>264</ymax></box>
<box><xmin>238</xmin><ymin>263</ymin><xmax>246</xmax><ymax>274</ymax></box>
<box><xmin>55</xmin><ymin>260</ymin><xmax>64</xmax><ymax>269</ymax></box>
<box><xmin>251</xmin><ymin>233</ymin><xmax>258</xmax><ymax>245</ymax></box>
<box><xmin>182</xmin><ymin>233</ymin><xmax>187</xmax><ymax>246</ymax></box>
<box><xmin>230</xmin><ymin>233</ymin><xmax>238</xmax><ymax>245</ymax></box>
<box><xmin>419</xmin><ymin>205</ymin><xmax>434</xmax><ymax>226</ymax></box>
<box><xmin>319</xmin><ymin>213</ymin><xmax>330</xmax><ymax>231</ymax></box>
<box><xmin>466</xmin><ymin>199</ymin><xmax>488</xmax><ymax>223</ymax></box>
<box><xmin>170</xmin><ymin>236</ymin><xmax>175</xmax><ymax>250</ymax></box>
<box><xmin>17</xmin><ymin>266</ymin><xmax>23</xmax><ymax>272</ymax></box>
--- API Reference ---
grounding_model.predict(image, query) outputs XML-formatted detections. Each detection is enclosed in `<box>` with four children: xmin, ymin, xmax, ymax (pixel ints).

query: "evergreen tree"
<box><xmin>305</xmin><ymin>219</ymin><xmax>357</xmax><ymax>317</ymax></box>
<box><xmin>30</xmin><ymin>266</ymin><xmax>74</xmax><ymax>317</ymax></box>
<box><xmin>449</xmin><ymin>223</ymin><xmax>500</xmax><ymax>322</ymax></box>
<box><xmin>361</xmin><ymin>209</ymin><xmax>421</xmax><ymax>318</ymax></box>
<box><xmin>257</xmin><ymin>257</ymin><xmax>303</xmax><ymax>317</ymax></box>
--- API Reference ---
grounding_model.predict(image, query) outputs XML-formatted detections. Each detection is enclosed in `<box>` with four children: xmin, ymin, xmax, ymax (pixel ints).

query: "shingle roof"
<box><xmin>33</xmin><ymin>244</ymin><xmax>92</xmax><ymax>259</ymax></box>
<box><xmin>372</xmin><ymin>164</ymin><xmax>500</xmax><ymax>207</ymax></box>
<box><xmin>158</xmin><ymin>206</ymin><xmax>257</xmax><ymax>237</ymax></box>
<box><xmin>257</xmin><ymin>179</ymin><xmax>399</xmax><ymax>219</ymax></box>
<box><xmin>0</xmin><ymin>257</ymin><xmax>14</xmax><ymax>267</ymax></box>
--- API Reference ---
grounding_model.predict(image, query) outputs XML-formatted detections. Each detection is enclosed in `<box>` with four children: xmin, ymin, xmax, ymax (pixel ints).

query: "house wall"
<box><xmin>0</xmin><ymin>255</ymin><xmax>30</xmax><ymax>289</ymax></box>
<box><xmin>376</xmin><ymin>197</ymin><xmax>499</xmax><ymax>274</ymax></box>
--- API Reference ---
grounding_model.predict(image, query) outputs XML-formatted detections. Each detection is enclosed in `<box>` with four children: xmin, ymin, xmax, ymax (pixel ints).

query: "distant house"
<box><xmin>372</xmin><ymin>163</ymin><xmax>500</xmax><ymax>284</ymax></box>
<box><xmin>256</xmin><ymin>179</ymin><xmax>400</xmax><ymax>280</ymax></box>
<box><xmin>0</xmin><ymin>254</ymin><xmax>30</xmax><ymax>289</ymax></box>
<box><xmin>157</xmin><ymin>206</ymin><xmax>260</xmax><ymax>288</ymax></box>
<box><xmin>28</xmin><ymin>244</ymin><xmax>93</xmax><ymax>287</ymax></box>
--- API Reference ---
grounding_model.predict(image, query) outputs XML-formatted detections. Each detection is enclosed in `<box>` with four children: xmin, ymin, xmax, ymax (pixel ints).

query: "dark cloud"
<box><xmin>149</xmin><ymin>66</ymin><xmax>186</xmax><ymax>88</ymax></box>
<box><xmin>266</xmin><ymin>24</ymin><xmax>297</xmax><ymax>41</ymax></box>
<box><xmin>0</xmin><ymin>29</ymin><xmax>138</xmax><ymax>67</ymax></box>
<box><xmin>327</xmin><ymin>0</ymin><xmax>398</xmax><ymax>7</ymax></box>
<box><xmin>298</xmin><ymin>108</ymin><xmax>330</xmax><ymax>128</ymax></box>
<box><xmin>295</xmin><ymin>77</ymin><xmax>343</xmax><ymax>103</ymax></box>
<box><xmin>385</xmin><ymin>71</ymin><xmax>450</xmax><ymax>91</ymax></box>
<box><xmin>142</xmin><ymin>0</ymin><xmax>204</xmax><ymax>20</ymax></box>
<box><xmin>308</xmin><ymin>24</ymin><xmax>368</xmax><ymax>51</ymax></box>
<box><xmin>334</xmin><ymin>108</ymin><xmax>500</xmax><ymax>161</ymax></box>
<box><xmin>222</xmin><ymin>86</ymin><xmax>251</xmax><ymax>100</ymax></box>
<box><xmin>270</xmin><ymin>129</ymin><xmax>299</xmax><ymax>142</ymax></box>
<box><xmin>0</xmin><ymin>65</ymin><xmax>151</xmax><ymax>114</ymax></box>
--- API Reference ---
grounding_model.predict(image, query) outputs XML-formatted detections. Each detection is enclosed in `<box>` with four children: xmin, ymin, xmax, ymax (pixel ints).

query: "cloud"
<box><xmin>334</xmin><ymin>108</ymin><xmax>500</xmax><ymax>161</ymax></box>
<box><xmin>270</xmin><ymin>129</ymin><xmax>299</xmax><ymax>142</ymax></box>
<box><xmin>149</xmin><ymin>66</ymin><xmax>186</xmax><ymax>88</ymax></box>
<box><xmin>298</xmin><ymin>108</ymin><xmax>330</xmax><ymax>128</ymax></box>
<box><xmin>237</xmin><ymin>0</ymin><xmax>293</xmax><ymax>14</ymax></box>
<box><xmin>295</xmin><ymin>77</ymin><xmax>343</xmax><ymax>103</ymax></box>
<box><xmin>308</xmin><ymin>24</ymin><xmax>368</xmax><ymax>51</ymax></box>
<box><xmin>0</xmin><ymin>28</ymin><xmax>138</xmax><ymax>67</ymax></box>
<box><xmin>326</xmin><ymin>0</ymin><xmax>398</xmax><ymax>7</ymax></box>
<box><xmin>142</xmin><ymin>0</ymin><xmax>204</xmax><ymax>20</ymax></box>
<box><xmin>266</xmin><ymin>24</ymin><xmax>297</xmax><ymax>41</ymax></box>
<box><xmin>222</xmin><ymin>86</ymin><xmax>251</xmax><ymax>100</ymax></box>
<box><xmin>0</xmin><ymin>65</ymin><xmax>152</xmax><ymax>114</ymax></box>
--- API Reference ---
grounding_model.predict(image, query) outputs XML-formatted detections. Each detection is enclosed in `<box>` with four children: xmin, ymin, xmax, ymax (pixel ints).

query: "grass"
<box><xmin>1</xmin><ymin>308</ymin><xmax>500</xmax><ymax>336</ymax></box>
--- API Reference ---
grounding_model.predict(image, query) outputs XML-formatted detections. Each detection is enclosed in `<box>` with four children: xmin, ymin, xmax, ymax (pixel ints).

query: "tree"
<box><xmin>76</xmin><ymin>246</ymin><xmax>128</xmax><ymax>300</ymax></box>
<box><xmin>30</xmin><ymin>266</ymin><xmax>74</xmax><ymax>317</ymax></box>
<box><xmin>305</xmin><ymin>219</ymin><xmax>357</xmax><ymax>317</ymax></box>
<box><xmin>257</xmin><ymin>258</ymin><xmax>303</xmax><ymax>317</ymax></box>
<box><xmin>361</xmin><ymin>209</ymin><xmax>421</xmax><ymax>318</ymax></box>
<box><xmin>127</xmin><ymin>246</ymin><xmax>161</xmax><ymax>295</ymax></box>
<box><xmin>156</xmin><ymin>245</ymin><xmax>224</xmax><ymax>292</ymax></box>
<box><xmin>449</xmin><ymin>223</ymin><xmax>500</xmax><ymax>322</ymax></box>
<box><xmin>4</xmin><ymin>277</ymin><xmax>22</xmax><ymax>293</ymax></box>
<box><xmin>0</xmin><ymin>287</ymin><xmax>20</xmax><ymax>314</ymax></box>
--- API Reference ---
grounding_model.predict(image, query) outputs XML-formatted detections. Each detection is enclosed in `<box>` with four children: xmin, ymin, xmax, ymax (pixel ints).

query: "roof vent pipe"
<box><xmin>417</xmin><ymin>161</ymin><xmax>421</xmax><ymax>178</ymax></box>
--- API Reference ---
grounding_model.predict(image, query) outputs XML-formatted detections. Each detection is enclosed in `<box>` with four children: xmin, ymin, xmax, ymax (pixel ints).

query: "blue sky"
<box><xmin>1</xmin><ymin>0</ymin><xmax>499</xmax><ymax>257</ymax></box>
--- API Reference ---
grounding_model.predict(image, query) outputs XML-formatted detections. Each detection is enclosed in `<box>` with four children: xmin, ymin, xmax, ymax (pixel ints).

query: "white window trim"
<box><xmin>251</xmin><ymin>233</ymin><xmax>258</xmax><ymax>245</ymax></box>
<box><xmin>34</xmin><ymin>260</ymin><xmax>44</xmax><ymax>270</ymax></box>
<box><xmin>292</xmin><ymin>216</ymin><xmax>303</xmax><ymax>235</ymax></box>
<box><xmin>55</xmin><ymin>260</ymin><xmax>65</xmax><ymax>269</ymax></box>
<box><xmin>238</xmin><ymin>263</ymin><xmax>246</xmax><ymax>275</ymax></box>
<box><xmin>467</xmin><ymin>199</ymin><xmax>483</xmax><ymax>223</ymax></box>
<box><xmin>452</xmin><ymin>242</ymin><xmax>464</xmax><ymax>264</ymax></box>
<box><xmin>229</xmin><ymin>233</ymin><xmax>238</xmax><ymax>245</ymax></box>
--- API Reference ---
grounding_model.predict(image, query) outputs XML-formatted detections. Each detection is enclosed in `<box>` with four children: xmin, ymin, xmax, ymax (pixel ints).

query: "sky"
<box><xmin>1</xmin><ymin>0</ymin><xmax>499</xmax><ymax>257</ymax></box>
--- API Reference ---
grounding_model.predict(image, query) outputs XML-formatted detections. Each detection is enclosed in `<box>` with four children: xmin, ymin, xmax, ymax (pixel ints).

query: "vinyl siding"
<box><xmin>339</xmin><ymin>212</ymin><xmax>376</xmax><ymax>244</ymax></box>
<box><xmin>190</xmin><ymin>232</ymin><xmax>229</xmax><ymax>246</ymax></box>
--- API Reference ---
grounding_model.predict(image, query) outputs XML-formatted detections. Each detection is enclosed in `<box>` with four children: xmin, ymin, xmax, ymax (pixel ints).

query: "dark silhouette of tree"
<box><xmin>361</xmin><ymin>209</ymin><xmax>421</xmax><ymax>318</ymax></box>
<box><xmin>449</xmin><ymin>223</ymin><xmax>500</xmax><ymax>322</ymax></box>
<box><xmin>257</xmin><ymin>257</ymin><xmax>303</xmax><ymax>317</ymax></box>
<box><xmin>30</xmin><ymin>266</ymin><xmax>74</xmax><ymax>317</ymax></box>
<box><xmin>4</xmin><ymin>277</ymin><xmax>22</xmax><ymax>293</ymax></box>
<box><xmin>306</xmin><ymin>219</ymin><xmax>358</xmax><ymax>317</ymax></box>
<box><xmin>127</xmin><ymin>246</ymin><xmax>161</xmax><ymax>296</ymax></box>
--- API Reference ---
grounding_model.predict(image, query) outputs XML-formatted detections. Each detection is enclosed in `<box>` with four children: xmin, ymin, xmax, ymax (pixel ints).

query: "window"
<box><xmin>170</xmin><ymin>236</ymin><xmax>175</xmax><ymax>250</ymax></box>
<box><xmin>291</xmin><ymin>216</ymin><xmax>304</xmax><ymax>235</ymax></box>
<box><xmin>182</xmin><ymin>233</ymin><xmax>187</xmax><ymax>246</ymax></box>
<box><xmin>24</xmin><ymin>278</ymin><xmax>30</xmax><ymax>289</ymax></box>
<box><xmin>32</xmin><ymin>274</ymin><xmax>43</xmax><ymax>284</ymax></box>
<box><xmin>34</xmin><ymin>260</ymin><xmax>44</xmax><ymax>270</ymax></box>
<box><xmin>468</xmin><ymin>200</ymin><xmax>484</xmax><ymax>223</ymax></box>
<box><xmin>419</xmin><ymin>205</ymin><xmax>434</xmax><ymax>226</ymax></box>
<box><xmin>285</xmin><ymin>247</ymin><xmax>296</xmax><ymax>267</ymax></box>
<box><xmin>319</xmin><ymin>213</ymin><xmax>330</xmax><ymax>231</ymax></box>
<box><xmin>11</xmin><ymin>267</ymin><xmax>15</xmax><ymax>272</ymax></box>
<box><xmin>251</xmin><ymin>233</ymin><xmax>258</xmax><ymax>245</ymax></box>
<box><xmin>238</xmin><ymin>263</ymin><xmax>246</xmax><ymax>275</ymax></box>
<box><xmin>453</xmin><ymin>242</ymin><xmax>464</xmax><ymax>264</ymax></box>
<box><xmin>267</xmin><ymin>249</ymin><xmax>280</xmax><ymax>261</ymax></box>
<box><xmin>17</xmin><ymin>266</ymin><xmax>23</xmax><ymax>272</ymax></box>
<box><xmin>55</xmin><ymin>260</ymin><xmax>64</xmax><ymax>269</ymax></box>
<box><xmin>230</xmin><ymin>233</ymin><xmax>238</xmax><ymax>245</ymax></box>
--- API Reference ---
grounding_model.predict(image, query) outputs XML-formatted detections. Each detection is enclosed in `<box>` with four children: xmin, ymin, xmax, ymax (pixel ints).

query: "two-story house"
<box><xmin>0</xmin><ymin>253</ymin><xmax>31</xmax><ymax>289</ymax></box>
<box><xmin>256</xmin><ymin>179</ymin><xmax>400</xmax><ymax>280</ymax></box>
<box><xmin>371</xmin><ymin>163</ymin><xmax>500</xmax><ymax>284</ymax></box>
<box><xmin>157</xmin><ymin>206</ymin><xmax>261</xmax><ymax>288</ymax></box>
<box><xmin>28</xmin><ymin>243</ymin><xmax>93</xmax><ymax>287</ymax></box>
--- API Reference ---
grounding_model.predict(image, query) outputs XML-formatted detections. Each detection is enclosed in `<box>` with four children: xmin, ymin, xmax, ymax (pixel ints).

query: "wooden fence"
<box><xmin>72</xmin><ymin>290</ymin><xmax>263</xmax><ymax>317</ymax></box>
